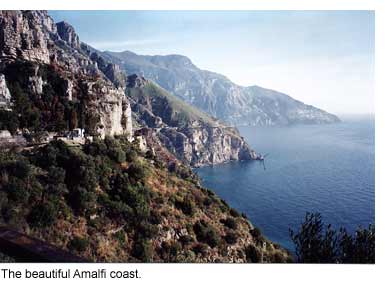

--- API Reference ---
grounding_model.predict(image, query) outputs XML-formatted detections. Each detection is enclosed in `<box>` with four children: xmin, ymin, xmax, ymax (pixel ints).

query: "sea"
<box><xmin>195</xmin><ymin>115</ymin><xmax>375</xmax><ymax>252</ymax></box>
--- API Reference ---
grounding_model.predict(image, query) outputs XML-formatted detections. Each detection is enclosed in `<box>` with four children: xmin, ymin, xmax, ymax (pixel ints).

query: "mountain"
<box><xmin>125</xmin><ymin>74</ymin><xmax>257</xmax><ymax>166</ymax></box>
<box><xmin>0</xmin><ymin>10</ymin><xmax>256</xmax><ymax>167</ymax></box>
<box><xmin>102</xmin><ymin>50</ymin><xmax>340</xmax><ymax>126</ymax></box>
<box><xmin>0</xmin><ymin>10</ymin><xmax>291</xmax><ymax>263</ymax></box>
<box><xmin>0</xmin><ymin>11</ymin><xmax>132</xmax><ymax>139</ymax></box>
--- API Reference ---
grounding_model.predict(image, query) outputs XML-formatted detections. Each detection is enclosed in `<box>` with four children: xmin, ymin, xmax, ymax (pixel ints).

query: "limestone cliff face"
<box><xmin>126</xmin><ymin>75</ymin><xmax>257</xmax><ymax>167</ymax></box>
<box><xmin>0</xmin><ymin>10</ymin><xmax>132</xmax><ymax>138</ymax></box>
<box><xmin>0</xmin><ymin>10</ymin><xmax>55</xmax><ymax>64</ymax></box>
<box><xmin>82</xmin><ymin>82</ymin><xmax>132</xmax><ymax>138</ymax></box>
<box><xmin>0</xmin><ymin>74</ymin><xmax>12</xmax><ymax>109</ymax></box>
<box><xmin>159</xmin><ymin>126</ymin><xmax>257</xmax><ymax>166</ymax></box>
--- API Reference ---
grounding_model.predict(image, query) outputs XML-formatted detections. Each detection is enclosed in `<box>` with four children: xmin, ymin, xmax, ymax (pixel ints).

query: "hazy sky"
<box><xmin>49</xmin><ymin>10</ymin><xmax>374</xmax><ymax>114</ymax></box>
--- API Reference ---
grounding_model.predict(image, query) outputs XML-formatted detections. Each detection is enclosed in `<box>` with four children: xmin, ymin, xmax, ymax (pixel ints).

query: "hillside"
<box><xmin>102</xmin><ymin>50</ymin><xmax>340</xmax><ymax>126</ymax></box>
<box><xmin>0</xmin><ymin>11</ymin><xmax>132</xmax><ymax>139</ymax></box>
<box><xmin>125</xmin><ymin>74</ymin><xmax>257</xmax><ymax>166</ymax></box>
<box><xmin>0</xmin><ymin>138</ymin><xmax>291</xmax><ymax>263</ymax></box>
<box><xmin>0</xmin><ymin>10</ymin><xmax>286</xmax><ymax>263</ymax></box>
<box><xmin>0</xmin><ymin>10</ymin><xmax>256</xmax><ymax>167</ymax></box>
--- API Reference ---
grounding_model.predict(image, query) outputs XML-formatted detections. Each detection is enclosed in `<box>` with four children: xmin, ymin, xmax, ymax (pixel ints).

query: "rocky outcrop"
<box><xmin>0</xmin><ymin>10</ymin><xmax>132</xmax><ymax>139</ymax></box>
<box><xmin>126</xmin><ymin>74</ymin><xmax>257</xmax><ymax>166</ymax></box>
<box><xmin>56</xmin><ymin>21</ymin><xmax>80</xmax><ymax>49</ymax></box>
<box><xmin>82</xmin><ymin>82</ymin><xmax>132</xmax><ymax>138</ymax></box>
<box><xmin>0</xmin><ymin>10</ymin><xmax>256</xmax><ymax>166</ymax></box>
<box><xmin>82</xmin><ymin>44</ymin><xmax>127</xmax><ymax>89</ymax></box>
<box><xmin>159</xmin><ymin>126</ymin><xmax>256</xmax><ymax>166</ymax></box>
<box><xmin>0</xmin><ymin>10</ymin><xmax>56</xmax><ymax>64</ymax></box>
<box><xmin>0</xmin><ymin>74</ymin><xmax>12</xmax><ymax>109</ymax></box>
<box><xmin>103</xmin><ymin>50</ymin><xmax>340</xmax><ymax>126</ymax></box>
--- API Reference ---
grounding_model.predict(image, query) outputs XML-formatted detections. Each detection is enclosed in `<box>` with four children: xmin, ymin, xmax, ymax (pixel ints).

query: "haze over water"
<box><xmin>196</xmin><ymin>115</ymin><xmax>375</xmax><ymax>251</ymax></box>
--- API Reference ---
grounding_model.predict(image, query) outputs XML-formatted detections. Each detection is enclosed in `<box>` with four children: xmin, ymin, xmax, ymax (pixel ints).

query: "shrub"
<box><xmin>169</xmin><ymin>241</ymin><xmax>182</xmax><ymax>258</ymax></box>
<box><xmin>126</xmin><ymin>162</ymin><xmax>148</xmax><ymax>182</ymax></box>
<box><xmin>4</xmin><ymin>160</ymin><xmax>30</xmax><ymax>179</ymax></box>
<box><xmin>27</xmin><ymin>202</ymin><xmax>56</xmax><ymax>227</ymax></box>
<box><xmin>0</xmin><ymin>191</ymin><xmax>8</xmax><ymax>210</ymax></box>
<box><xmin>114</xmin><ymin>230</ymin><xmax>126</xmax><ymax>245</ymax></box>
<box><xmin>69</xmin><ymin>187</ymin><xmax>97</xmax><ymax>213</ymax></box>
<box><xmin>99</xmin><ymin>195</ymin><xmax>133</xmax><ymax>220</ymax></box>
<box><xmin>224</xmin><ymin>231</ymin><xmax>238</xmax><ymax>245</ymax></box>
<box><xmin>131</xmin><ymin>239</ymin><xmax>153</xmax><ymax>262</ymax></box>
<box><xmin>203</xmin><ymin>197</ymin><xmax>213</xmax><ymax>206</ymax></box>
<box><xmin>192</xmin><ymin>243</ymin><xmax>208</xmax><ymax>256</ymax></box>
<box><xmin>272</xmin><ymin>252</ymin><xmax>286</xmax><ymax>263</ymax></box>
<box><xmin>179</xmin><ymin>235</ymin><xmax>194</xmax><ymax>246</ymax></box>
<box><xmin>126</xmin><ymin>148</ymin><xmax>138</xmax><ymax>163</ymax></box>
<box><xmin>193</xmin><ymin>220</ymin><xmax>220</xmax><ymax>248</ymax></box>
<box><xmin>0</xmin><ymin>109</ymin><xmax>19</xmax><ymax>134</ymax></box>
<box><xmin>221</xmin><ymin>217</ymin><xmax>238</xmax><ymax>230</ymax></box>
<box><xmin>46</xmin><ymin>166</ymin><xmax>66</xmax><ymax>184</ymax></box>
<box><xmin>229</xmin><ymin>208</ymin><xmax>241</xmax><ymax>217</ymax></box>
<box><xmin>68</xmin><ymin>236</ymin><xmax>89</xmax><ymax>253</ymax></box>
<box><xmin>250</xmin><ymin>228</ymin><xmax>262</xmax><ymax>241</ymax></box>
<box><xmin>245</xmin><ymin>245</ymin><xmax>262</xmax><ymax>263</ymax></box>
<box><xmin>137</xmin><ymin>222</ymin><xmax>158</xmax><ymax>239</ymax></box>
<box><xmin>175</xmin><ymin>195</ymin><xmax>195</xmax><ymax>216</ymax></box>
<box><xmin>5</xmin><ymin>177</ymin><xmax>29</xmax><ymax>203</ymax></box>
<box><xmin>84</xmin><ymin>139</ymin><xmax>107</xmax><ymax>156</ymax></box>
<box><xmin>149</xmin><ymin>210</ymin><xmax>162</xmax><ymax>225</ymax></box>
<box><xmin>160</xmin><ymin>241</ymin><xmax>182</xmax><ymax>262</ymax></box>
<box><xmin>108</xmin><ymin>147</ymin><xmax>126</xmax><ymax>164</ymax></box>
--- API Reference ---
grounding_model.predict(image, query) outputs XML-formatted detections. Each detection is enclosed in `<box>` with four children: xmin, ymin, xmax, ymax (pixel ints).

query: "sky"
<box><xmin>49</xmin><ymin>10</ymin><xmax>374</xmax><ymax>115</ymax></box>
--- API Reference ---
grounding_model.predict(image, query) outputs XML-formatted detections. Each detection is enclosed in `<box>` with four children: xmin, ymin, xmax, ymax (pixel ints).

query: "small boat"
<box><xmin>256</xmin><ymin>153</ymin><xmax>269</xmax><ymax>161</ymax></box>
<box><xmin>256</xmin><ymin>153</ymin><xmax>269</xmax><ymax>170</ymax></box>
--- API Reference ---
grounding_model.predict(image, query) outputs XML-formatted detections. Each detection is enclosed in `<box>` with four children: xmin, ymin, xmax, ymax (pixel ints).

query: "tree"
<box><xmin>27</xmin><ymin>202</ymin><xmax>56</xmax><ymax>227</ymax></box>
<box><xmin>69</xmin><ymin>109</ymin><xmax>78</xmax><ymax>130</ymax></box>
<box><xmin>290</xmin><ymin>212</ymin><xmax>374</xmax><ymax>263</ymax></box>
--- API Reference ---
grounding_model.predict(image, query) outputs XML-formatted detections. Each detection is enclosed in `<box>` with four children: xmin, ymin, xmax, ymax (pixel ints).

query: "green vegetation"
<box><xmin>245</xmin><ymin>244</ymin><xmax>262</xmax><ymax>263</ymax></box>
<box><xmin>221</xmin><ymin>217</ymin><xmax>238</xmax><ymax>230</ymax></box>
<box><xmin>250</xmin><ymin>227</ymin><xmax>263</xmax><ymax>242</ymax></box>
<box><xmin>224</xmin><ymin>231</ymin><xmax>238</xmax><ymax>245</ymax></box>
<box><xmin>0</xmin><ymin>138</ymin><xmax>153</xmax><ymax>255</ymax></box>
<box><xmin>0</xmin><ymin>61</ymin><xmax>97</xmax><ymax>135</ymax></box>
<box><xmin>0</xmin><ymin>136</ymin><xmax>291</xmax><ymax>262</ymax></box>
<box><xmin>68</xmin><ymin>236</ymin><xmax>89</xmax><ymax>253</ymax></box>
<box><xmin>126</xmin><ymin>80</ymin><xmax>218</xmax><ymax>127</ymax></box>
<box><xmin>193</xmin><ymin>220</ymin><xmax>221</xmax><ymax>248</ymax></box>
<box><xmin>290</xmin><ymin>212</ymin><xmax>375</xmax><ymax>263</ymax></box>
<box><xmin>175</xmin><ymin>195</ymin><xmax>195</xmax><ymax>216</ymax></box>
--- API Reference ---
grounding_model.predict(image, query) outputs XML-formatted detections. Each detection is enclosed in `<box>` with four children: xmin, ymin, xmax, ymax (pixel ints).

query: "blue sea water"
<box><xmin>195</xmin><ymin>116</ymin><xmax>375</xmax><ymax>252</ymax></box>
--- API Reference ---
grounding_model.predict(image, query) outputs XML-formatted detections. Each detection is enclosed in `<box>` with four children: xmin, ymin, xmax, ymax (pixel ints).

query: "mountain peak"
<box><xmin>149</xmin><ymin>54</ymin><xmax>194</xmax><ymax>68</ymax></box>
<box><xmin>56</xmin><ymin>21</ymin><xmax>80</xmax><ymax>49</ymax></box>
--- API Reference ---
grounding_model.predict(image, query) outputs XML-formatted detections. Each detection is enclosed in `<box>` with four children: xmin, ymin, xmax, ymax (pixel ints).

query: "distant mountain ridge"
<box><xmin>102</xmin><ymin>50</ymin><xmax>340</xmax><ymax>126</ymax></box>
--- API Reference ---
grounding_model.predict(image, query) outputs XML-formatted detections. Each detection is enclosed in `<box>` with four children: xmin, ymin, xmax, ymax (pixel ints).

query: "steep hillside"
<box><xmin>0</xmin><ymin>10</ymin><xmax>256</xmax><ymax>167</ymax></box>
<box><xmin>0</xmin><ymin>11</ymin><xmax>132</xmax><ymax>138</ymax></box>
<box><xmin>126</xmin><ymin>74</ymin><xmax>257</xmax><ymax>166</ymax></box>
<box><xmin>103</xmin><ymin>50</ymin><xmax>340</xmax><ymax>126</ymax></box>
<box><xmin>0</xmin><ymin>138</ymin><xmax>291</xmax><ymax>263</ymax></box>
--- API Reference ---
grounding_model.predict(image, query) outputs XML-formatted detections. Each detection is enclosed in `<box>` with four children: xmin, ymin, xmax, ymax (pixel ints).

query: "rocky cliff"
<box><xmin>0</xmin><ymin>74</ymin><xmax>12</xmax><ymax>109</ymax></box>
<box><xmin>0</xmin><ymin>10</ymin><xmax>257</xmax><ymax>167</ymax></box>
<box><xmin>0</xmin><ymin>10</ymin><xmax>132</xmax><ymax>138</ymax></box>
<box><xmin>126</xmin><ymin>74</ymin><xmax>257</xmax><ymax>167</ymax></box>
<box><xmin>103</xmin><ymin>50</ymin><xmax>340</xmax><ymax>126</ymax></box>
